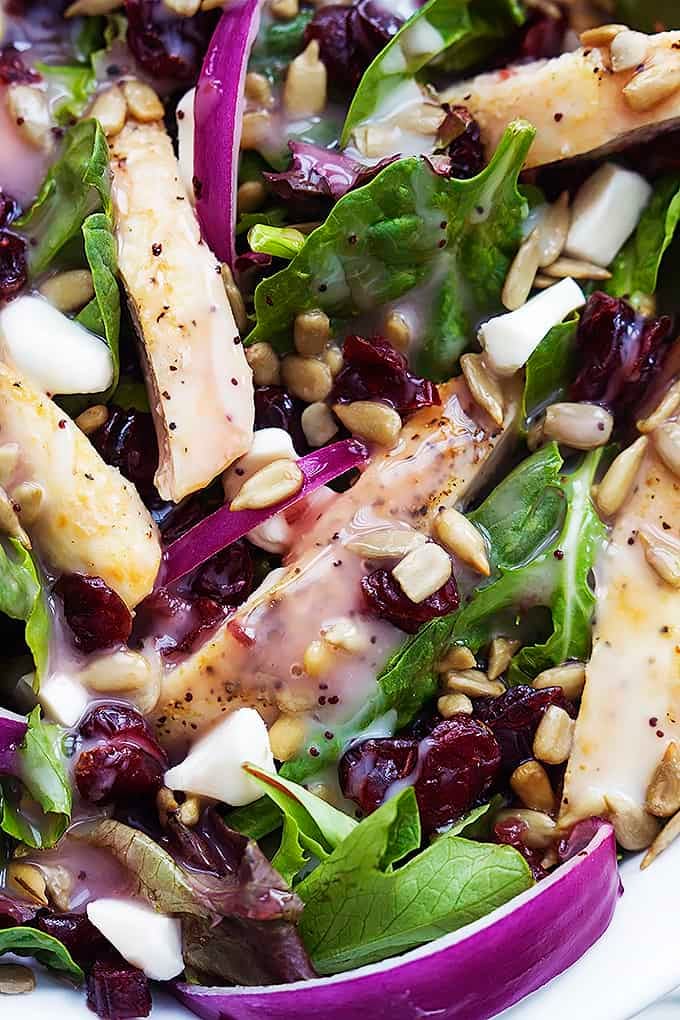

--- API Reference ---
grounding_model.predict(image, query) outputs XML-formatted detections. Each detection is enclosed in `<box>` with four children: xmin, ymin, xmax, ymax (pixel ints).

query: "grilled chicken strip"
<box><xmin>153</xmin><ymin>375</ymin><xmax>521</xmax><ymax>746</ymax></box>
<box><xmin>110</xmin><ymin>121</ymin><xmax>254</xmax><ymax>503</ymax></box>
<box><xmin>560</xmin><ymin>438</ymin><xmax>680</xmax><ymax>849</ymax></box>
<box><xmin>443</xmin><ymin>31</ymin><xmax>680</xmax><ymax>168</ymax></box>
<box><xmin>0</xmin><ymin>362</ymin><xmax>160</xmax><ymax>608</ymax></box>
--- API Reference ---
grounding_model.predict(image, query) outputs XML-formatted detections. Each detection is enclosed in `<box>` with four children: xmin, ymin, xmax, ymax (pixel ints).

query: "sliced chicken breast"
<box><xmin>443</xmin><ymin>31</ymin><xmax>680</xmax><ymax>168</ymax></box>
<box><xmin>153</xmin><ymin>376</ymin><xmax>521</xmax><ymax>746</ymax></box>
<box><xmin>0</xmin><ymin>362</ymin><xmax>160</xmax><ymax>607</ymax></box>
<box><xmin>561</xmin><ymin>439</ymin><xmax>680</xmax><ymax>848</ymax></box>
<box><xmin>110</xmin><ymin>121</ymin><xmax>254</xmax><ymax>503</ymax></box>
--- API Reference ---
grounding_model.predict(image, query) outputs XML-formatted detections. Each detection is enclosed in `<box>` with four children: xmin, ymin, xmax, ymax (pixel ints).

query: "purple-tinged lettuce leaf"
<box><xmin>264</xmin><ymin>142</ymin><xmax>397</xmax><ymax>202</ymax></box>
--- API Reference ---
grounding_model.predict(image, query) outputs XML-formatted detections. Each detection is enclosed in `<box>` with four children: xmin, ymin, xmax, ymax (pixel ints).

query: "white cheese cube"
<box><xmin>479</xmin><ymin>277</ymin><xmax>585</xmax><ymax>378</ymax></box>
<box><xmin>164</xmin><ymin>707</ymin><xmax>274</xmax><ymax>807</ymax></box>
<box><xmin>87</xmin><ymin>899</ymin><xmax>183</xmax><ymax>981</ymax></box>
<box><xmin>223</xmin><ymin>428</ymin><xmax>298</xmax><ymax>500</ymax></box>
<box><xmin>566</xmin><ymin>163</ymin><xmax>652</xmax><ymax>267</ymax></box>
<box><xmin>38</xmin><ymin>672</ymin><xmax>89</xmax><ymax>727</ymax></box>
<box><xmin>0</xmin><ymin>295</ymin><xmax>114</xmax><ymax>395</ymax></box>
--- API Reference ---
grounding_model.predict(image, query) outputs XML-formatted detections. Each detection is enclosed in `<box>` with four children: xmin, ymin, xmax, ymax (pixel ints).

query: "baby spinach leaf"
<box><xmin>522</xmin><ymin>318</ymin><xmax>578</xmax><ymax>426</ymax></box>
<box><xmin>18</xmin><ymin>119</ymin><xmax>111</xmax><ymax>274</ymax></box>
<box><xmin>607</xmin><ymin>176</ymin><xmax>680</xmax><ymax>306</ymax></box>
<box><xmin>298</xmin><ymin>786</ymin><xmax>532</xmax><ymax>973</ymax></box>
<box><xmin>0</xmin><ymin>539</ymin><xmax>48</xmax><ymax>681</ymax></box>
<box><xmin>0</xmin><ymin>927</ymin><xmax>83</xmax><ymax>982</ymax></box>
<box><xmin>249</xmin><ymin>8</ymin><xmax>313</xmax><ymax>79</ymax></box>
<box><xmin>247</xmin><ymin>121</ymin><xmax>534</xmax><ymax>380</ymax></box>
<box><xmin>342</xmin><ymin>0</ymin><xmax>523</xmax><ymax>146</ymax></box>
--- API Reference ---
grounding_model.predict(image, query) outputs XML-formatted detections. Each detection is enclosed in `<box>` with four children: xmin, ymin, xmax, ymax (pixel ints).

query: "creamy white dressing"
<box><xmin>561</xmin><ymin>443</ymin><xmax>680</xmax><ymax>827</ymax></box>
<box><xmin>153</xmin><ymin>376</ymin><xmax>520</xmax><ymax>747</ymax></box>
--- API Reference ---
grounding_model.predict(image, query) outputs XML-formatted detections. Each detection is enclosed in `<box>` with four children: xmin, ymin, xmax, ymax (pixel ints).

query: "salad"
<box><xmin>0</xmin><ymin>0</ymin><xmax>678</xmax><ymax>1016</ymax></box>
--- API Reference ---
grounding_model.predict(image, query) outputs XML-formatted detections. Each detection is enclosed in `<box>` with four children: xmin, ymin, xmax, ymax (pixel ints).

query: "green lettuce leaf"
<box><xmin>249</xmin><ymin>8</ymin><xmax>314</xmax><ymax>79</ymax></box>
<box><xmin>607</xmin><ymin>176</ymin><xmax>680</xmax><ymax>306</ymax></box>
<box><xmin>247</xmin><ymin>121</ymin><xmax>534</xmax><ymax>380</ymax></box>
<box><xmin>341</xmin><ymin>0</ymin><xmax>524</xmax><ymax>146</ymax></box>
<box><xmin>76</xmin><ymin>211</ymin><xmax>121</xmax><ymax>392</ymax></box>
<box><xmin>36</xmin><ymin>63</ymin><xmax>96</xmax><ymax>124</ymax></box>
<box><xmin>298</xmin><ymin>786</ymin><xmax>532</xmax><ymax>973</ymax></box>
<box><xmin>244</xmin><ymin>764</ymin><xmax>357</xmax><ymax>884</ymax></box>
<box><xmin>0</xmin><ymin>927</ymin><xmax>83</xmax><ymax>982</ymax></box>
<box><xmin>0</xmin><ymin>539</ymin><xmax>49</xmax><ymax>681</ymax></box>
<box><xmin>614</xmin><ymin>0</ymin><xmax>678</xmax><ymax>30</ymax></box>
<box><xmin>18</xmin><ymin>119</ymin><xmax>111</xmax><ymax>274</ymax></box>
<box><xmin>73</xmin><ymin>819</ymin><xmax>206</xmax><ymax>917</ymax></box>
<box><xmin>1</xmin><ymin>708</ymin><xmax>71</xmax><ymax>849</ymax></box>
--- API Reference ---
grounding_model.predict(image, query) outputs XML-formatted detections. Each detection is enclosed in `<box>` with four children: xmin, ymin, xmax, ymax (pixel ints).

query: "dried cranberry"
<box><xmin>435</xmin><ymin>106</ymin><xmax>485</xmax><ymax>180</ymax></box>
<box><xmin>90</xmin><ymin>407</ymin><xmax>159</xmax><ymax>505</ymax></box>
<box><xmin>187</xmin><ymin>541</ymin><xmax>254</xmax><ymax>607</ymax></box>
<box><xmin>133</xmin><ymin>586</ymin><xmax>225</xmax><ymax>658</ymax></box>
<box><xmin>332</xmin><ymin>335</ymin><xmax>440</xmax><ymax>419</ymax></box>
<box><xmin>570</xmin><ymin>292</ymin><xmax>672</xmax><ymax>421</ymax></box>
<box><xmin>304</xmin><ymin>1</ymin><xmax>402</xmax><ymax>92</ymax></box>
<box><xmin>0</xmin><ymin>231</ymin><xmax>27</xmax><ymax>302</ymax></box>
<box><xmin>339</xmin><ymin>738</ymin><xmax>417</xmax><ymax>816</ymax></box>
<box><xmin>79</xmin><ymin>703</ymin><xmax>156</xmax><ymax>744</ymax></box>
<box><xmin>37</xmin><ymin>912</ymin><xmax>110</xmax><ymax>970</ymax></box>
<box><xmin>0</xmin><ymin>892</ymin><xmax>37</xmax><ymax>928</ymax></box>
<box><xmin>494</xmin><ymin>816</ymin><xmax>547</xmax><ymax>881</ymax></box>
<box><xmin>474</xmin><ymin>685</ymin><xmax>574</xmax><ymax>773</ymax></box>
<box><xmin>0</xmin><ymin>191</ymin><xmax>19</xmax><ymax>229</ymax></box>
<box><xmin>87</xmin><ymin>958</ymin><xmax>152</xmax><ymax>1019</ymax></box>
<box><xmin>340</xmin><ymin>716</ymin><xmax>501</xmax><ymax>834</ymax></box>
<box><xmin>55</xmin><ymin>574</ymin><xmax>132</xmax><ymax>654</ymax></box>
<box><xmin>361</xmin><ymin>568</ymin><xmax>458</xmax><ymax>633</ymax></box>
<box><xmin>125</xmin><ymin>0</ymin><xmax>217</xmax><ymax>81</ymax></box>
<box><xmin>76</xmin><ymin>741</ymin><xmax>166</xmax><ymax>805</ymax></box>
<box><xmin>254</xmin><ymin>385</ymin><xmax>307</xmax><ymax>453</ymax></box>
<box><xmin>0</xmin><ymin>45</ymin><xmax>40</xmax><ymax>85</ymax></box>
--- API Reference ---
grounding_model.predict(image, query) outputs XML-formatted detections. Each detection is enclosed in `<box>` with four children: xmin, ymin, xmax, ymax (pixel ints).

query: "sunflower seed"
<box><xmin>444</xmin><ymin>669</ymin><xmax>504</xmax><ymax>698</ymax></box>
<box><xmin>460</xmin><ymin>352</ymin><xmax>505</xmax><ymax>427</ymax></box>
<box><xmin>392</xmin><ymin>543</ymin><xmax>452</xmax><ymax>604</ymax></box>
<box><xmin>230</xmin><ymin>458</ymin><xmax>304</xmax><ymax>511</ymax></box>
<box><xmin>537</xmin><ymin>192</ymin><xmax>570</xmax><ymax>268</ymax></box>
<box><xmin>510</xmin><ymin>760</ymin><xmax>556</xmax><ymax>813</ymax></box>
<box><xmin>605</xmin><ymin>793</ymin><xmax>660</xmax><ymax>851</ymax></box>
<box><xmin>533</xmin><ymin>704</ymin><xmax>574</xmax><ymax>764</ymax></box>
<box><xmin>637</xmin><ymin>380</ymin><xmax>680</xmax><ymax>433</ymax></box>
<box><xmin>641</xmin><ymin>807</ymin><xmax>680</xmax><ymax>869</ymax></box>
<box><xmin>543</xmin><ymin>402</ymin><xmax>614</xmax><ymax>449</ymax></box>
<box><xmin>595</xmin><ymin>435</ymin><xmax>648</xmax><ymax>517</ymax></box>
<box><xmin>653</xmin><ymin>420</ymin><xmax>680</xmax><ymax>479</ymax></box>
<box><xmin>623</xmin><ymin>64</ymin><xmax>680</xmax><ymax>113</ymax></box>
<box><xmin>0</xmin><ymin>964</ymin><xmax>36</xmax><ymax>995</ymax></box>
<box><xmin>502</xmin><ymin>229</ymin><xmax>541</xmax><ymax>311</ymax></box>
<box><xmin>646</xmin><ymin>742</ymin><xmax>680</xmax><ymax>818</ymax></box>
<box><xmin>333</xmin><ymin>401</ymin><xmax>402</xmax><ymax>447</ymax></box>
<box><xmin>495</xmin><ymin>808</ymin><xmax>557</xmax><ymax>849</ymax></box>
<box><xmin>433</xmin><ymin>508</ymin><xmax>490</xmax><ymax>575</ymax></box>
<box><xmin>487</xmin><ymin>637</ymin><xmax>521</xmax><ymax>680</ymax></box>
<box><xmin>542</xmin><ymin>257</ymin><xmax>612</xmax><ymax>280</ymax></box>
<box><xmin>532</xmin><ymin>662</ymin><xmax>586</xmax><ymax>700</ymax></box>
<box><xmin>346</xmin><ymin>527</ymin><xmax>427</xmax><ymax>560</ymax></box>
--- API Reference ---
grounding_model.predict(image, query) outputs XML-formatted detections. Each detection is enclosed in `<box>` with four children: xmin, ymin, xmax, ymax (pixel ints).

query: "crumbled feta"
<box><xmin>479</xmin><ymin>277</ymin><xmax>585</xmax><ymax>377</ymax></box>
<box><xmin>0</xmin><ymin>295</ymin><xmax>114</xmax><ymax>395</ymax></box>
<box><xmin>164</xmin><ymin>707</ymin><xmax>274</xmax><ymax>807</ymax></box>
<box><xmin>37</xmin><ymin>672</ymin><xmax>89</xmax><ymax>728</ymax></box>
<box><xmin>87</xmin><ymin>899</ymin><xmax>183</xmax><ymax>981</ymax></box>
<box><xmin>565</xmin><ymin>163</ymin><xmax>652</xmax><ymax>267</ymax></box>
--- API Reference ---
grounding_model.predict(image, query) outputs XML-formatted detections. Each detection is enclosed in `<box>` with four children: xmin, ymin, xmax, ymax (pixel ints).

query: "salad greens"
<box><xmin>36</xmin><ymin>63</ymin><xmax>97</xmax><ymax>125</ymax></box>
<box><xmin>341</xmin><ymin>0</ymin><xmax>524</xmax><ymax>146</ymax></box>
<box><xmin>0</xmin><ymin>927</ymin><xmax>83</xmax><ymax>982</ymax></box>
<box><xmin>247</xmin><ymin>120</ymin><xmax>534</xmax><ymax>379</ymax></box>
<box><xmin>248</xmin><ymin>223</ymin><xmax>306</xmax><ymax>260</ymax></box>
<box><xmin>0</xmin><ymin>540</ymin><xmax>49</xmax><ymax>682</ymax></box>
<box><xmin>18</xmin><ymin>119</ymin><xmax>111</xmax><ymax>274</ymax></box>
<box><xmin>245</xmin><ymin>764</ymin><xmax>356</xmax><ymax>884</ymax></box>
<box><xmin>607</xmin><ymin>176</ymin><xmax>680</xmax><ymax>307</ymax></box>
<box><xmin>1</xmin><ymin>708</ymin><xmax>71</xmax><ymax>849</ymax></box>
<box><xmin>615</xmin><ymin>0</ymin><xmax>678</xmax><ymax>30</ymax></box>
<box><xmin>522</xmin><ymin>319</ymin><xmax>578</xmax><ymax>425</ymax></box>
<box><xmin>230</xmin><ymin>441</ymin><xmax>606</xmax><ymax>842</ymax></box>
<box><xmin>18</xmin><ymin>120</ymin><xmax>120</xmax><ymax>393</ymax></box>
<box><xmin>298</xmin><ymin>786</ymin><xmax>532</xmax><ymax>974</ymax></box>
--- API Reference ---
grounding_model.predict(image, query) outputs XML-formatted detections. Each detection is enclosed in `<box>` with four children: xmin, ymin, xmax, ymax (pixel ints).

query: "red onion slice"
<box><xmin>194</xmin><ymin>0</ymin><xmax>262</xmax><ymax>266</ymax></box>
<box><xmin>0</xmin><ymin>708</ymin><xmax>27</xmax><ymax>774</ymax></box>
<box><xmin>174</xmin><ymin>824</ymin><xmax>619</xmax><ymax>1020</ymax></box>
<box><xmin>160</xmin><ymin>439</ymin><xmax>368</xmax><ymax>587</ymax></box>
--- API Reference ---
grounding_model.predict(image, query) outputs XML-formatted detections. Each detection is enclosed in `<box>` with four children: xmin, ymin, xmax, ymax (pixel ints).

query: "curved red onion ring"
<box><xmin>174</xmin><ymin>824</ymin><xmax>619</xmax><ymax>1020</ymax></box>
<box><xmin>194</xmin><ymin>0</ymin><xmax>262</xmax><ymax>265</ymax></box>
<box><xmin>160</xmin><ymin>439</ymin><xmax>368</xmax><ymax>587</ymax></box>
<box><xmin>0</xmin><ymin>708</ymin><xmax>27</xmax><ymax>774</ymax></box>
